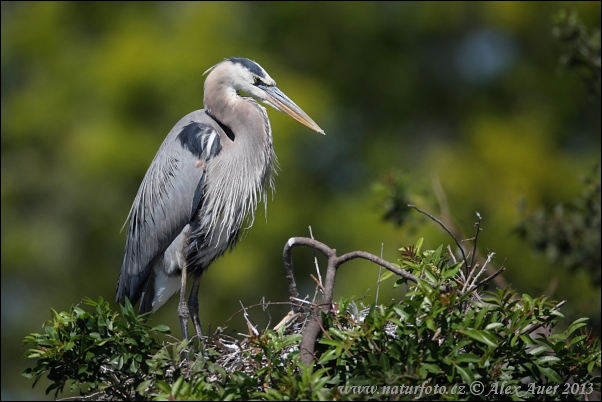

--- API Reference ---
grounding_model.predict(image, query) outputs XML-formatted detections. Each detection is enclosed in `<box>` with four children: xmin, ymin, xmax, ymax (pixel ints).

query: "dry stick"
<box><xmin>469</xmin><ymin>212</ymin><xmax>482</xmax><ymax>273</ymax></box>
<box><xmin>375</xmin><ymin>243</ymin><xmax>384</xmax><ymax>304</ymax></box>
<box><xmin>467</xmin><ymin>265</ymin><xmax>506</xmax><ymax>294</ymax></box>
<box><xmin>239</xmin><ymin>300</ymin><xmax>259</xmax><ymax>337</ymax></box>
<box><xmin>287</xmin><ymin>238</ymin><xmax>337</xmax><ymax>366</ymax></box>
<box><xmin>309</xmin><ymin>226</ymin><xmax>323</xmax><ymax>287</ymax></box>
<box><xmin>427</xmin><ymin>182</ymin><xmax>511</xmax><ymax>291</ymax></box>
<box><xmin>467</xmin><ymin>252</ymin><xmax>495</xmax><ymax>291</ymax></box>
<box><xmin>283</xmin><ymin>238</ymin><xmax>302</xmax><ymax>312</ymax></box>
<box><xmin>284</xmin><ymin>237</ymin><xmax>449</xmax><ymax>366</ymax></box>
<box><xmin>222</xmin><ymin>301</ymin><xmax>304</xmax><ymax>328</ymax></box>
<box><xmin>408</xmin><ymin>204</ymin><xmax>469</xmax><ymax>273</ymax></box>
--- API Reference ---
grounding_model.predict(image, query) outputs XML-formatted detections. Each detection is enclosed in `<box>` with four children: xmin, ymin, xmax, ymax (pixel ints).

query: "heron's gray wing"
<box><xmin>117</xmin><ymin>116</ymin><xmax>222</xmax><ymax>305</ymax></box>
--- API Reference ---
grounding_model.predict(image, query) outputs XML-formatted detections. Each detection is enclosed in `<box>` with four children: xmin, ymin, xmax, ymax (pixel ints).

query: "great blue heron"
<box><xmin>116</xmin><ymin>57</ymin><xmax>324</xmax><ymax>339</ymax></box>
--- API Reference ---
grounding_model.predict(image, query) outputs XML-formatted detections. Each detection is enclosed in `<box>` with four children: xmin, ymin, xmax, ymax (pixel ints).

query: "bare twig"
<box><xmin>375</xmin><ymin>243</ymin><xmax>384</xmax><ymax>304</ymax></box>
<box><xmin>447</xmin><ymin>244</ymin><xmax>458</xmax><ymax>264</ymax></box>
<box><xmin>273</xmin><ymin>311</ymin><xmax>300</xmax><ymax>332</ymax></box>
<box><xmin>221</xmin><ymin>301</ymin><xmax>304</xmax><ymax>328</ymax></box>
<box><xmin>462</xmin><ymin>250</ymin><xmax>494</xmax><ymax>295</ymax></box>
<box><xmin>58</xmin><ymin>391</ymin><xmax>107</xmax><ymax>401</ymax></box>
<box><xmin>408</xmin><ymin>204</ymin><xmax>469</xmax><ymax>272</ymax></box>
<box><xmin>431</xmin><ymin>181</ymin><xmax>510</xmax><ymax>291</ymax></box>
<box><xmin>310</xmin><ymin>274</ymin><xmax>325</xmax><ymax>292</ymax></box>
<box><xmin>467</xmin><ymin>265</ymin><xmax>506</xmax><ymax>294</ymax></box>
<box><xmin>469</xmin><ymin>212</ymin><xmax>482</xmax><ymax>274</ymax></box>
<box><xmin>239</xmin><ymin>300</ymin><xmax>259</xmax><ymax>337</ymax></box>
<box><xmin>309</xmin><ymin>226</ymin><xmax>323</xmax><ymax>287</ymax></box>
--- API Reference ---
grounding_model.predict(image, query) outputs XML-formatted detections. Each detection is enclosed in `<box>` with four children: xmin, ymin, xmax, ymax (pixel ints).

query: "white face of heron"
<box><xmin>207</xmin><ymin>58</ymin><xmax>276</xmax><ymax>102</ymax></box>
<box><xmin>204</xmin><ymin>57</ymin><xmax>325</xmax><ymax>134</ymax></box>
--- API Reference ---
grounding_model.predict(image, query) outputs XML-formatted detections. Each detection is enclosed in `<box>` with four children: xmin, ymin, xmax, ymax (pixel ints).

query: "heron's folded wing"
<box><xmin>117</xmin><ymin>119</ymin><xmax>222</xmax><ymax>304</ymax></box>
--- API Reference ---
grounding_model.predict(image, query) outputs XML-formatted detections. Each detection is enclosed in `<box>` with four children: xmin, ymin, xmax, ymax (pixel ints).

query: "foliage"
<box><xmin>373</xmin><ymin>172</ymin><xmax>415</xmax><ymax>227</ymax></box>
<box><xmin>22</xmin><ymin>240</ymin><xmax>601</xmax><ymax>400</ymax></box>
<box><xmin>553</xmin><ymin>9</ymin><xmax>601</xmax><ymax>95</ymax></box>
<box><xmin>21</xmin><ymin>297</ymin><xmax>169</xmax><ymax>399</ymax></box>
<box><xmin>516</xmin><ymin>163</ymin><xmax>601</xmax><ymax>287</ymax></box>
<box><xmin>315</xmin><ymin>241</ymin><xmax>601</xmax><ymax>400</ymax></box>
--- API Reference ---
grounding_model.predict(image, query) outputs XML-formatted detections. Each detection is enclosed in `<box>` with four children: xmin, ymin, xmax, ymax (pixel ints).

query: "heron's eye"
<box><xmin>253</xmin><ymin>77</ymin><xmax>261</xmax><ymax>85</ymax></box>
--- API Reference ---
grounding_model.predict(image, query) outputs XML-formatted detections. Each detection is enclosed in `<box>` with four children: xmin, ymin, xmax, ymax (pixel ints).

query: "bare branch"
<box><xmin>467</xmin><ymin>265</ymin><xmax>506</xmax><ymax>293</ymax></box>
<box><xmin>408</xmin><ymin>204</ymin><xmax>469</xmax><ymax>271</ymax></box>
<box><xmin>375</xmin><ymin>243</ymin><xmax>384</xmax><ymax>304</ymax></box>
<box><xmin>469</xmin><ymin>212</ymin><xmax>482</xmax><ymax>272</ymax></box>
<box><xmin>309</xmin><ymin>226</ymin><xmax>323</xmax><ymax>287</ymax></box>
<box><xmin>285</xmin><ymin>236</ymin><xmax>453</xmax><ymax>366</ymax></box>
<box><xmin>334</xmin><ymin>250</ymin><xmax>449</xmax><ymax>293</ymax></box>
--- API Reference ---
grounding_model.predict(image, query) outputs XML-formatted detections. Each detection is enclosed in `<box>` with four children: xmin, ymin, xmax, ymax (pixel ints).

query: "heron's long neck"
<box><xmin>204</xmin><ymin>83</ymin><xmax>272</xmax><ymax>152</ymax></box>
<box><xmin>202</xmin><ymin>81</ymin><xmax>277</xmax><ymax>236</ymax></box>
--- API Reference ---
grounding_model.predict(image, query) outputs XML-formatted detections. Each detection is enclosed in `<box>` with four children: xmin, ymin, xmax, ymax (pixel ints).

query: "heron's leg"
<box><xmin>177</xmin><ymin>261</ymin><xmax>190</xmax><ymax>340</ymax></box>
<box><xmin>188</xmin><ymin>274</ymin><xmax>203</xmax><ymax>339</ymax></box>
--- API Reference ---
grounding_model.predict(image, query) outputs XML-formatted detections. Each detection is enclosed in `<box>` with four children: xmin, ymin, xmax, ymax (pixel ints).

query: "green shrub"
<box><xmin>22</xmin><ymin>239</ymin><xmax>601</xmax><ymax>400</ymax></box>
<box><xmin>21</xmin><ymin>297</ymin><xmax>169</xmax><ymax>399</ymax></box>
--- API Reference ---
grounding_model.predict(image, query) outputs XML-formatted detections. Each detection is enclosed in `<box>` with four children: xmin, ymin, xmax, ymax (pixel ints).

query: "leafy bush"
<box><xmin>305</xmin><ymin>239</ymin><xmax>599</xmax><ymax>400</ymax></box>
<box><xmin>22</xmin><ymin>238</ymin><xmax>601</xmax><ymax>400</ymax></box>
<box><xmin>22</xmin><ymin>297</ymin><xmax>169</xmax><ymax>399</ymax></box>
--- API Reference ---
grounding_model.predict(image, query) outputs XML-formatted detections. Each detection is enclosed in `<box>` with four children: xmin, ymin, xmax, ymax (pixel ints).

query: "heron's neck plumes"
<box><xmin>201</xmin><ymin>67</ymin><xmax>278</xmax><ymax>244</ymax></box>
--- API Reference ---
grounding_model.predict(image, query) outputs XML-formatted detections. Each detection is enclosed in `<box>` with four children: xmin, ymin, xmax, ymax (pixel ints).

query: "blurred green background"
<box><xmin>2</xmin><ymin>2</ymin><xmax>600</xmax><ymax>400</ymax></box>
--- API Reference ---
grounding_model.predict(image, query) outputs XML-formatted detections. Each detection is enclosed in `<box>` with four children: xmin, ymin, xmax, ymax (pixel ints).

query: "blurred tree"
<box><xmin>516</xmin><ymin>163</ymin><xmax>601</xmax><ymax>287</ymax></box>
<box><xmin>553</xmin><ymin>9</ymin><xmax>601</xmax><ymax>96</ymax></box>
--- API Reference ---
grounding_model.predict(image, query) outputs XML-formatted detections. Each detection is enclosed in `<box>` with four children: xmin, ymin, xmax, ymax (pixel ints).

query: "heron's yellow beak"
<box><xmin>262</xmin><ymin>86</ymin><xmax>325</xmax><ymax>135</ymax></box>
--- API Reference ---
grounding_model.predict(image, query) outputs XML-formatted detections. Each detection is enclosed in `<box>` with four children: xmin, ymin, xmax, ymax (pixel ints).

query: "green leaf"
<box><xmin>454</xmin><ymin>362</ymin><xmax>475</xmax><ymax>384</ymax></box>
<box><xmin>485</xmin><ymin>322</ymin><xmax>504</xmax><ymax>331</ymax></box>
<box><xmin>520</xmin><ymin>334</ymin><xmax>537</xmax><ymax>346</ymax></box>
<box><xmin>150</xmin><ymin>324</ymin><xmax>171</xmax><ymax>333</ymax></box>
<box><xmin>570</xmin><ymin>334</ymin><xmax>587</xmax><ymax>346</ymax></box>
<box><xmin>528</xmin><ymin>345</ymin><xmax>551</xmax><ymax>355</ymax></box>
<box><xmin>420</xmin><ymin>363</ymin><xmax>441</xmax><ymax>374</ymax></box>
<box><xmin>474</xmin><ymin>307</ymin><xmax>488</xmax><ymax>329</ymax></box>
<box><xmin>522</xmin><ymin>293</ymin><xmax>533</xmax><ymax>310</ymax></box>
<box><xmin>587</xmin><ymin>361</ymin><xmax>595</xmax><ymax>372</ymax></box>
<box><xmin>422</xmin><ymin>266</ymin><xmax>438</xmax><ymax>283</ymax></box>
<box><xmin>538</xmin><ymin>365</ymin><xmax>562</xmax><ymax>383</ymax></box>
<box><xmin>453</xmin><ymin>353</ymin><xmax>481</xmax><ymax>364</ymax></box>
<box><xmin>415</xmin><ymin>238</ymin><xmax>424</xmax><ymax>254</ymax></box>
<box><xmin>155</xmin><ymin>380</ymin><xmax>172</xmax><ymax>394</ymax></box>
<box><xmin>317</xmin><ymin>348</ymin><xmax>338</xmax><ymax>365</ymax></box>
<box><xmin>460</xmin><ymin>329</ymin><xmax>498</xmax><ymax>348</ymax></box>
<box><xmin>172</xmin><ymin>376</ymin><xmax>184</xmax><ymax>396</ymax></box>
<box><xmin>379</xmin><ymin>354</ymin><xmax>391</xmax><ymax>371</ymax></box>
<box><xmin>536</xmin><ymin>356</ymin><xmax>561</xmax><ymax>365</ymax></box>
<box><xmin>129</xmin><ymin>359</ymin><xmax>138</xmax><ymax>373</ymax></box>
<box><xmin>442</xmin><ymin>262</ymin><xmax>462</xmax><ymax>279</ymax></box>
<box><xmin>378</xmin><ymin>270</ymin><xmax>396</xmax><ymax>283</ymax></box>
<box><xmin>567</xmin><ymin>317</ymin><xmax>589</xmax><ymax>337</ymax></box>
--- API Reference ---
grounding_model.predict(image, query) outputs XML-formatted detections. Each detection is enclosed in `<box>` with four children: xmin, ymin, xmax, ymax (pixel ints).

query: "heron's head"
<box><xmin>204</xmin><ymin>57</ymin><xmax>324</xmax><ymax>134</ymax></box>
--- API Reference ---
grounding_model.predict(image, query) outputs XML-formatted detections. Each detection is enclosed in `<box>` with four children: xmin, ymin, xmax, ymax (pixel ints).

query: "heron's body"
<box><xmin>116</xmin><ymin>58</ymin><xmax>323</xmax><ymax>339</ymax></box>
